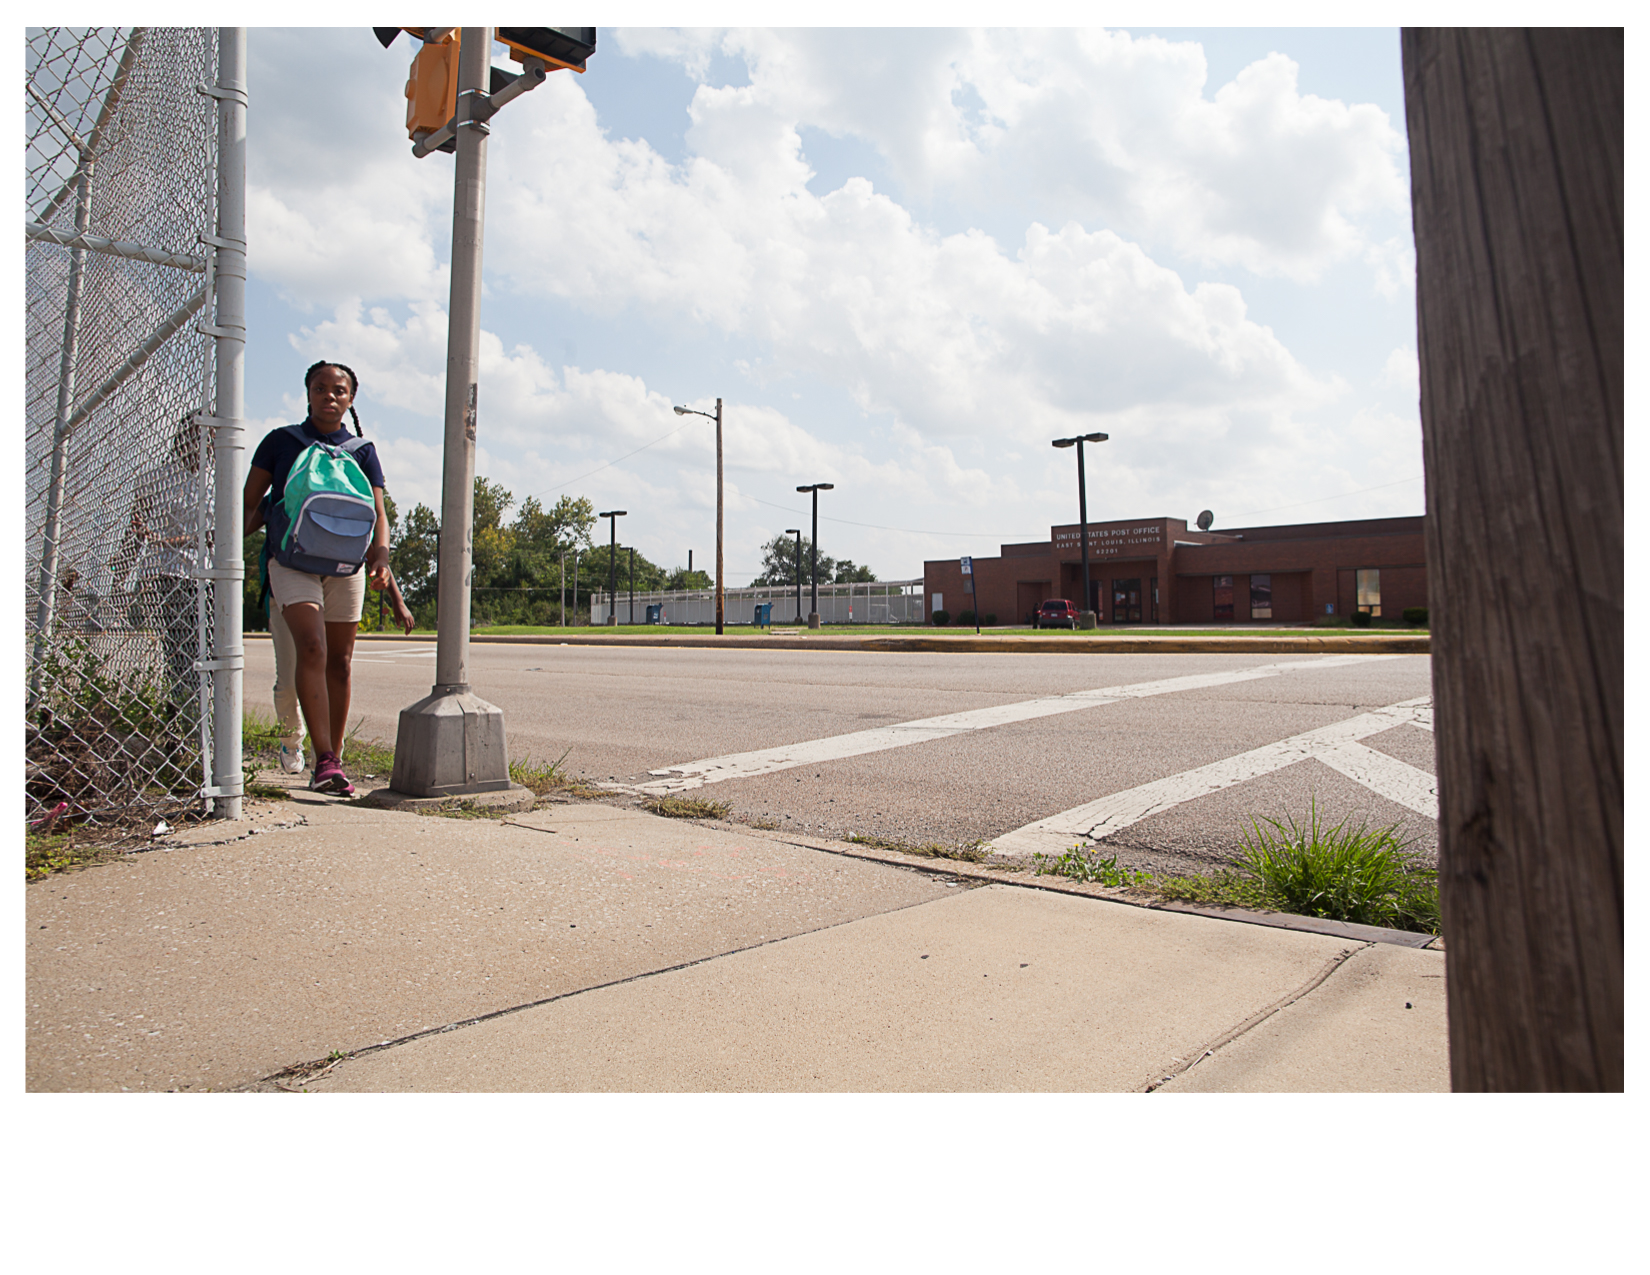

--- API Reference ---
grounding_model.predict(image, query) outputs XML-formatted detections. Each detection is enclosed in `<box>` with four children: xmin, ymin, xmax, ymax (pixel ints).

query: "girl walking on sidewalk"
<box><xmin>243</xmin><ymin>361</ymin><xmax>391</xmax><ymax>795</ymax></box>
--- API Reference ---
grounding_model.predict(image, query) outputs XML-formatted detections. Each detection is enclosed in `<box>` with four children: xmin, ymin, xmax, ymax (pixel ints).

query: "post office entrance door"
<box><xmin>1111</xmin><ymin>578</ymin><xmax>1143</xmax><ymax>623</ymax></box>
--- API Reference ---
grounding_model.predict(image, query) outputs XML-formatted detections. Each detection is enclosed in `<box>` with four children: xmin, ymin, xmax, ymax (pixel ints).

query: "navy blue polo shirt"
<box><xmin>250</xmin><ymin>418</ymin><xmax>387</xmax><ymax>508</ymax></box>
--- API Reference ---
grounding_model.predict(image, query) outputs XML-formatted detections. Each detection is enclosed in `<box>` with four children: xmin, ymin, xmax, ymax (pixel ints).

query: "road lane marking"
<box><xmin>350</xmin><ymin>645</ymin><xmax>438</xmax><ymax>664</ymax></box>
<box><xmin>622</xmin><ymin>655</ymin><xmax>1403</xmax><ymax>795</ymax></box>
<box><xmin>988</xmin><ymin>696</ymin><xmax>1436</xmax><ymax>857</ymax></box>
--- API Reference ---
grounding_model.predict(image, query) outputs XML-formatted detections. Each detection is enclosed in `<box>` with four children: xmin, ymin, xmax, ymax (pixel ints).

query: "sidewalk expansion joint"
<box><xmin>1139</xmin><ymin>942</ymin><xmax>1373</xmax><ymax>1093</ymax></box>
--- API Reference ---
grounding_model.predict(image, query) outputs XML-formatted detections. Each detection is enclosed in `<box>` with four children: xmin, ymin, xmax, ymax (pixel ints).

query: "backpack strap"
<box><xmin>340</xmin><ymin>434</ymin><xmax>372</xmax><ymax>455</ymax></box>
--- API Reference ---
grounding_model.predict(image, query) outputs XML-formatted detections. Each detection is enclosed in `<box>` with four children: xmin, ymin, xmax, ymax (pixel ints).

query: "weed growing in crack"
<box><xmin>1032</xmin><ymin>846</ymin><xmax>1154</xmax><ymax>887</ymax></box>
<box><xmin>1229</xmin><ymin>801</ymin><xmax>1439</xmax><ymax>932</ymax></box>
<box><xmin>645</xmin><ymin>795</ymin><xmax>732</xmax><ymax>820</ymax></box>
<box><xmin>510</xmin><ymin>747</ymin><xmax>574</xmax><ymax>796</ymax></box>
<box><xmin>844</xmin><ymin>832</ymin><xmax>992</xmax><ymax>862</ymax></box>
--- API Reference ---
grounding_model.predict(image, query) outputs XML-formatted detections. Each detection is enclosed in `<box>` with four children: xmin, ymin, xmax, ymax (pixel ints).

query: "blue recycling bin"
<box><xmin>646</xmin><ymin>604</ymin><xmax>662</xmax><ymax>624</ymax></box>
<box><xmin>754</xmin><ymin>602</ymin><xmax>773</xmax><ymax>627</ymax></box>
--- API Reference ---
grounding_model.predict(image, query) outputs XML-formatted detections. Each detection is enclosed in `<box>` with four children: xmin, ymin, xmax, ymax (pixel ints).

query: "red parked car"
<box><xmin>1034</xmin><ymin>598</ymin><xmax>1079</xmax><ymax>629</ymax></box>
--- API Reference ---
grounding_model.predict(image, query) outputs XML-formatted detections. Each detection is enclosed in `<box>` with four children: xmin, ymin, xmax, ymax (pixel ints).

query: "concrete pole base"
<box><xmin>808</xmin><ymin>613</ymin><xmax>821</xmax><ymax>630</ymax></box>
<box><xmin>1079</xmin><ymin>611</ymin><xmax>1099</xmax><ymax>629</ymax></box>
<box><xmin>358</xmin><ymin>782</ymin><xmax>535</xmax><ymax>813</ymax></box>
<box><xmin>385</xmin><ymin>688</ymin><xmax>517</xmax><ymax>798</ymax></box>
<box><xmin>606</xmin><ymin>615</ymin><xmax>618</xmax><ymax>626</ymax></box>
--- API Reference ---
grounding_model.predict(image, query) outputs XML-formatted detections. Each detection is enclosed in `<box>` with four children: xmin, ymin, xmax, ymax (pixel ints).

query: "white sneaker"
<box><xmin>279</xmin><ymin>743</ymin><xmax>305</xmax><ymax>774</ymax></box>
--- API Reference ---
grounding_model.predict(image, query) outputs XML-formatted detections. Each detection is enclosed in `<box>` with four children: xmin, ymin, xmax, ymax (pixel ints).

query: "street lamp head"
<box><xmin>1082</xmin><ymin>432</ymin><xmax>1110</xmax><ymax>443</ymax></box>
<box><xmin>816</xmin><ymin>483</ymin><xmax>834</xmax><ymax>491</ymax></box>
<box><xmin>598</xmin><ymin>510</ymin><xmax>627</xmax><ymax>518</ymax></box>
<box><xmin>1052</xmin><ymin>438</ymin><xmax>1076</xmax><ymax>449</ymax></box>
<box><xmin>785</xmin><ymin>528</ymin><xmax>801</xmax><ymax>535</ymax></box>
<box><xmin>673</xmin><ymin>405</ymin><xmax>688</xmax><ymax>415</ymax></box>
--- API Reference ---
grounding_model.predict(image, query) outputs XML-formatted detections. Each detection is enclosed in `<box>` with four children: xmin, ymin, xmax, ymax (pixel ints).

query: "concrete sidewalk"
<box><xmin>26</xmin><ymin>791</ymin><xmax>1447</xmax><ymax>1092</ymax></box>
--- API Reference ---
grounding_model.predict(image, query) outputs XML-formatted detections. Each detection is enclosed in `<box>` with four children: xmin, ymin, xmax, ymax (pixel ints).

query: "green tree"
<box><xmin>749</xmin><ymin>532</ymin><xmax>829</xmax><ymax>587</ymax></box>
<box><xmin>665</xmin><ymin>566</ymin><xmax>713</xmax><ymax>590</ymax></box>
<box><xmin>832</xmin><ymin>558</ymin><xmax>877</xmax><ymax>583</ymax></box>
<box><xmin>748</xmin><ymin>533</ymin><xmax>876</xmax><ymax>587</ymax></box>
<box><xmin>390</xmin><ymin>502</ymin><xmax>441</xmax><ymax>621</ymax></box>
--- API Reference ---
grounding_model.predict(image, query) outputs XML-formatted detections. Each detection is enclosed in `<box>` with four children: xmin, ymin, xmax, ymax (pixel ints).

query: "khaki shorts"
<box><xmin>267</xmin><ymin>558</ymin><xmax>367</xmax><ymax>623</ymax></box>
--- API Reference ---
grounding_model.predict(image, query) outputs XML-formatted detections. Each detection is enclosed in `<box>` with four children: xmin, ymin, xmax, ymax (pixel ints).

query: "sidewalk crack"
<box><xmin>1141</xmin><ymin>942</ymin><xmax>1373</xmax><ymax>1092</ymax></box>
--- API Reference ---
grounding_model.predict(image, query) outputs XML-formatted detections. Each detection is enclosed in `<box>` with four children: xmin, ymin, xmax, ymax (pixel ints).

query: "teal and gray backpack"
<box><xmin>266</xmin><ymin>425</ymin><xmax>377</xmax><ymax>577</ymax></box>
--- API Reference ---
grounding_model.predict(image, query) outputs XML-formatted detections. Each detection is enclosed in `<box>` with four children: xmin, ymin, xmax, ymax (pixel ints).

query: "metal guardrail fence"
<box><xmin>25</xmin><ymin>26</ymin><xmax>244</xmax><ymax>826</ymax></box>
<box><xmin>583</xmin><ymin>580</ymin><xmax>927</xmax><ymax>626</ymax></box>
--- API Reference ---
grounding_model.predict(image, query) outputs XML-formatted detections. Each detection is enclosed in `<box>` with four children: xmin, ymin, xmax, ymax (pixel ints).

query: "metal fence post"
<box><xmin>207</xmin><ymin>25</ymin><xmax>246</xmax><ymax>819</ymax></box>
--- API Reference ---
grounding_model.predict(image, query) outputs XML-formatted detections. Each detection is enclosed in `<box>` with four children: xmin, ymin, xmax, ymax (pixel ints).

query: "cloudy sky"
<box><xmin>243</xmin><ymin>24</ymin><xmax>1422</xmax><ymax>584</ymax></box>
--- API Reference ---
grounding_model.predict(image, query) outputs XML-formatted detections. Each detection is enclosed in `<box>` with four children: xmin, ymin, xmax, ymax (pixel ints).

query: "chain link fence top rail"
<box><xmin>26</xmin><ymin>27</ymin><xmax>220</xmax><ymax>825</ymax></box>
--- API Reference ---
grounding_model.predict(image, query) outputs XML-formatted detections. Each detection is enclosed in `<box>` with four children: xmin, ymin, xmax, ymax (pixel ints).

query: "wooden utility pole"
<box><xmin>1403</xmin><ymin>28</ymin><xmax>1622</xmax><ymax>1090</ymax></box>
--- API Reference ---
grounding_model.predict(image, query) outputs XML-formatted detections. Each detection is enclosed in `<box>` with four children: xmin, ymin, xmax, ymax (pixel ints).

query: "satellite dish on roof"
<box><xmin>1196</xmin><ymin>510</ymin><xmax>1214</xmax><ymax>531</ymax></box>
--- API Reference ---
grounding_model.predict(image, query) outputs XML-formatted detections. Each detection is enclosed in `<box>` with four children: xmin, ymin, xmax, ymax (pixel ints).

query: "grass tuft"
<box><xmin>1032</xmin><ymin>846</ymin><xmax>1154</xmax><ymax>887</ymax></box>
<box><xmin>844</xmin><ymin>832</ymin><xmax>992</xmax><ymax>862</ymax></box>
<box><xmin>1228</xmin><ymin>802</ymin><xmax>1439</xmax><ymax>932</ymax></box>
<box><xmin>510</xmin><ymin>748</ymin><xmax>574</xmax><ymax>796</ymax></box>
<box><xmin>645</xmin><ymin>795</ymin><xmax>732</xmax><ymax>820</ymax></box>
<box><xmin>1026</xmin><ymin>801</ymin><xmax>1440</xmax><ymax>936</ymax></box>
<box><xmin>415</xmin><ymin>800</ymin><xmax>506</xmax><ymax>820</ymax></box>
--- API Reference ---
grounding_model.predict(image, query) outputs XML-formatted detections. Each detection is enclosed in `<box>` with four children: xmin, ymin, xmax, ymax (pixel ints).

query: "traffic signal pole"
<box><xmin>385</xmin><ymin>27</ymin><xmax>524</xmax><ymax>805</ymax></box>
<box><xmin>434</xmin><ymin>27</ymin><xmax>487</xmax><ymax>691</ymax></box>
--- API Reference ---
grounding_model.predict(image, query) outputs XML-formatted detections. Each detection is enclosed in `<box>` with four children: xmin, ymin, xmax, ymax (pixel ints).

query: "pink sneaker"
<box><xmin>308</xmin><ymin>751</ymin><xmax>354</xmax><ymax>796</ymax></box>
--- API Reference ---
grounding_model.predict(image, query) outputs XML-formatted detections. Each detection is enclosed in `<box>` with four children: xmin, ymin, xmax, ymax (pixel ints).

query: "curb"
<box><xmin>715</xmin><ymin>823</ymin><xmax>1442</xmax><ymax>949</ymax></box>
<box><xmin>262</xmin><ymin>632</ymin><xmax>1429</xmax><ymax>656</ymax></box>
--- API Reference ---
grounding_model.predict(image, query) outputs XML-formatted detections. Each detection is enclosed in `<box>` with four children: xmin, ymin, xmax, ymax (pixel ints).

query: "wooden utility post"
<box><xmin>1403</xmin><ymin>28</ymin><xmax>1622</xmax><ymax>1090</ymax></box>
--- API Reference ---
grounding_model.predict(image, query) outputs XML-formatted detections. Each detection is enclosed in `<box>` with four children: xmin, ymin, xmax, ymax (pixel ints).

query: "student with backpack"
<box><xmin>260</xmin><ymin>531</ymin><xmax>416</xmax><ymax>777</ymax></box>
<box><xmin>242</xmin><ymin>360</ymin><xmax>391</xmax><ymax>795</ymax></box>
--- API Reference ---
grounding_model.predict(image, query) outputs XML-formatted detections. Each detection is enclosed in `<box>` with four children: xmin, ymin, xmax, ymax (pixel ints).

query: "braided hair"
<box><xmin>303</xmin><ymin>359</ymin><xmax>364</xmax><ymax>436</ymax></box>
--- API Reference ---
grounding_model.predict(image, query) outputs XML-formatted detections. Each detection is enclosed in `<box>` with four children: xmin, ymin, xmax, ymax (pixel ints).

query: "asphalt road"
<box><xmin>244</xmin><ymin>637</ymin><xmax>1436</xmax><ymax>875</ymax></box>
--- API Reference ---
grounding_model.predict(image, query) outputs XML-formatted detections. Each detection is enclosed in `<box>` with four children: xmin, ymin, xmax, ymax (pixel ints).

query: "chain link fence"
<box><xmin>26</xmin><ymin>26</ymin><xmax>223</xmax><ymax>825</ymax></box>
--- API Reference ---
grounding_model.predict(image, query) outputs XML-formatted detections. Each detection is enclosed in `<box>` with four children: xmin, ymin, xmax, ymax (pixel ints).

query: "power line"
<box><xmin>516</xmin><ymin>419</ymin><xmax>695</xmax><ymax>504</ymax></box>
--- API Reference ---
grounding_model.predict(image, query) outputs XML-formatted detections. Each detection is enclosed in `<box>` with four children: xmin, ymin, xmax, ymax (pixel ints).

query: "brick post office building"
<box><xmin>924</xmin><ymin>515</ymin><xmax>1426</xmax><ymax>625</ymax></box>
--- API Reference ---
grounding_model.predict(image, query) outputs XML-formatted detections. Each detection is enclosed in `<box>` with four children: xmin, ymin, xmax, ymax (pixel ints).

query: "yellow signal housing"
<box><xmin>404</xmin><ymin>32</ymin><xmax>459</xmax><ymax>140</ymax></box>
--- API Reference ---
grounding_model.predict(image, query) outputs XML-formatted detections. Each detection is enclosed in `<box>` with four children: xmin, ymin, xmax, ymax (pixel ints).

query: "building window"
<box><xmin>1213</xmin><ymin>575</ymin><xmax>1234</xmax><ymax>620</ymax></box>
<box><xmin>1250</xmin><ymin>573</ymin><xmax>1272</xmax><ymax>620</ymax></box>
<box><xmin>1356</xmin><ymin>569</ymin><xmax>1381</xmax><ymax>617</ymax></box>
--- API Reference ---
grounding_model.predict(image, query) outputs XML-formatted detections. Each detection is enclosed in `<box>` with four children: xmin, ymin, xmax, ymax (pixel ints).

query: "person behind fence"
<box><xmin>114</xmin><ymin>414</ymin><xmax>209</xmax><ymax>706</ymax></box>
<box><xmin>242</xmin><ymin>361</ymin><xmax>390</xmax><ymax>795</ymax></box>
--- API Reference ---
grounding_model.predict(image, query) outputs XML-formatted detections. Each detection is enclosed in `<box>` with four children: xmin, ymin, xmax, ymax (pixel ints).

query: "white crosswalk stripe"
<box><xmin>989</xmin><ymin>696</ymin><xmax>1436</xmax><ymax>858</ymax></box>
<box><xmin>622</xmin><ymin>655</ymin><xmax>1402</xmax><ymax>795</ymax></box>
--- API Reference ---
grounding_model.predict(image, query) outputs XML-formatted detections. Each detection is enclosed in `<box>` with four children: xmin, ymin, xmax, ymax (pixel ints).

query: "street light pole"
<box><xmin>796</xmin><ymin>483</ymin><xmax>834</xmax><ymax>629</ymax></box>
<box><xmin>673</xmin><ymin>399</ymin><xmax>725</xmax><ymax>635</ymax></box>
<box><xmin>715</xmin><ymin>398</ymin><xmax>724</xmax><ymax>636</ymax></box>
<box><xmin>1052</xmin><ymin>432</ymin><xmax>1108</xmax><ymax>628</ymax></box>
<box><xmin>786</xmin><ymin>528</ymin><xmax>802</xmax><ymax>622</ymax></box>
<box><xmin>387</xmin><ymin>27</ymin><xmax>523</xmax><ymax>803</ymax></box>
<box><xmin>598</xmin><ymin>509</ymin><xmax>626</xmax><ymax>625</ymax></box>
<box><xmin>628</xmin><ymin>545</ymin><xmax>635</xmax><ymax>625</ymax></box>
